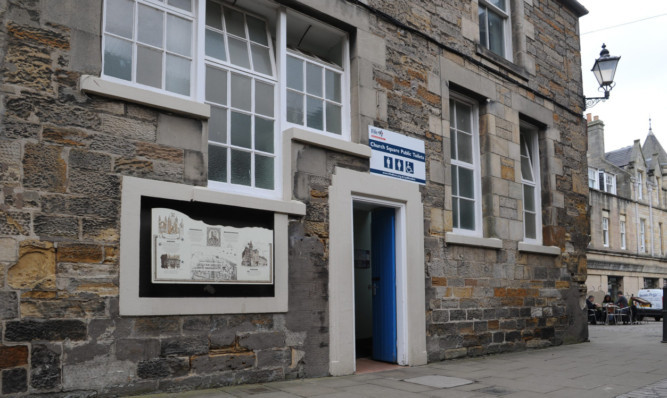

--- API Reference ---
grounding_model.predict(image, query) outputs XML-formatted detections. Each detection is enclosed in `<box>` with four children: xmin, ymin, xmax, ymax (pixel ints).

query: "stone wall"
<box><xmin>0</xmin><ymin>0</ymin><xmax>589</xmax><ymax>395</ymax></box>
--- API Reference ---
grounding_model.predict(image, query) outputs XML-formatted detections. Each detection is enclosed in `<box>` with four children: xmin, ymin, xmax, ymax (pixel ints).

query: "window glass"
<box><xmin>205</xmin><ymin>0</ymin><xmax>222</xmax><ymax>29</ymax></box>
<box><xmin>228</xmin><ymin>36</ymin><xmax>251</xmax><ymax>69</ymax></box>
<box><xmin>205</xmin><ymin>66</ymin><xmax>227</xmax><ymax>105</ymax></box>
<box><xmin>106</xmin><ymin>0</ymin><xmax>134</xmax><ymax>38</ymax></box>
<box><xmin>205</xmin><ymin>30</ymin><xmax>226</xmax><ymax>60</ymax></box>
<box><xmin>224</xmin><ymin>7</ymin><xmax>246</xmax><ymax>38</ymax></box>
<box><xmin>450</xmin><ymin>98</ymin><xmax>479</xmax><ymax>234</ymax></box>
<box><xmin>286</xmin><ymin>91</ymin><xmax>304</xmax><ymax>125</ymax></box>
<box><xmin>230</xmin><ymin>111</ymin><xmax>251</xmax><ymax>148</ymax></box>
<box><xmin>231</xmin><ymin>149</ymin><xmax>251</xmax><ymax>185</ymax></box>
<box><xmin>165</xmin><ymin>54</ymin><xmax>190</xmax><ymax>95</ymax></box>
<box><xmin>166</xmin><ymin>14</ymin><xmax>192</xmax><ymax>56</ymax></box>
<box><xmin>246</xmin><ymin>15</ymin><xmax>268</xmax><ymax>45</ymax></box>
<box><xmin>138</xmin><ymin>5</ymin><xmax>163</xmax><ymax>47</ymax></box>
<box><xmin>136</xmin><ymin>46</ymin><xmax>163</xmax><ymax>88</ymax></box>
<box><xmin>520</xmin><ymin>127</ymin><xmax>540</xmax><ymax>242</ymax></box>
<box><xmin>230</xmin><ymin>73</ymin><xmax>251</xmax><ymax>111</ymax></box>
<box><xmin>104</xmin><ymin>36</ymin><xmax>132</xmax><ymax>80</ymax></box>
<box><xmin>478</xmin><ymin>0</ymin><xmax>509</xmax><ymax>59</ymax></box>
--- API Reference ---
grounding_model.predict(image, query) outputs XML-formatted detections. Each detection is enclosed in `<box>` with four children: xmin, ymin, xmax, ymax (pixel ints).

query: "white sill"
<box><xmin>80</xmin><ymin>75</ymin><xmax>210</xmax><ymax>119</ymax></box>
<box><xmin>445</xmin><ymin>233</ymin><xmax>503</xmax><ymax>249</ymax></box>
<box><xmin>283</xmin><ymin>127</ymin><xmax>372</xmax><ymax>158</ymax></box>
<box><xmin>193</xmin><ymin>186</ymin><xmax>305</xmax><ymax>215</ymax></box>
<box><xmin>518</xmin><ymin>242</ymin><xmax>561</xmax><ymax>256</ymax></box>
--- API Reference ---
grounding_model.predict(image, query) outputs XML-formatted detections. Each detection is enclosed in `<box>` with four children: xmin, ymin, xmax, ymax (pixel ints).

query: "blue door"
<box><xmin>371</xmin><ymin>208</ymin><xmax>397</xmax><ymax>363</ymax></box>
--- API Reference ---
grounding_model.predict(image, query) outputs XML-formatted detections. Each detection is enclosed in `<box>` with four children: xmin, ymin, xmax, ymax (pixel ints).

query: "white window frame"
<box><xmin>620</xmin><ymin>217</ymin><xmax>626</xmax><ymax>250</ymax></box>
<box><xmin>602</xmin><ymin>216</ymin><xmax>609</xmax><ymax>247</ymax></box>
<box><xmin>605</xmin><ymin>173</ymin><xmax>616</xmax><ymax>194</ymax></box>
<box><xmin>478</xmin><ymin>0</ymin><xmax>512</xmax><ymax>61</ymax></box>
<box><xmin>102</xmin><ymin>0</ymin><xmax>196</xmax><ymax>99</ymax></box>
<box><xmin>449</xmin><ymin>94</ymin><xmax>482</xmax><ymax>237</ymax></box>
<box><xmin>588</xmin><ymin>167</ymin><xmax>598</xmax><ymax>190</ymax></box>
<box><xmin>520</xmin><ymin>123</ymin><xmax>542</xmax><ymax>245</ymax></box>
<box><xmin>640</xmin><ymin>218</ymin><xmax>646</xmax><ymax>252</ymax></box>
<box><xmin>637</xmin><ymin>172</ymin><xmax>644</xmax><ymax>200</ymax></box>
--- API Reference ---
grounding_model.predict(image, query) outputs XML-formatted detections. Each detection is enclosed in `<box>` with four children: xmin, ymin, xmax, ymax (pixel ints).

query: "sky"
<box><xmin>578</xmin><ymin>1</ymin><xmax>667</xmax><ymax>152</ymax></box>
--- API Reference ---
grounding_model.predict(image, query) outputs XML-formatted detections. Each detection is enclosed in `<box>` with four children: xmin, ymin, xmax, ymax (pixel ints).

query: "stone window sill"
<box><xmin>475</xmin><ymin>45</ymin><xmax>529</xmax><ymax>81</ymax></box>
<box><xmin>80</xmin><ymin>75</ymin><xmax>210</xmax><ymax>120</ymax></box>
<box><xmin>445</xmin><ymin>233</ymin><xmax>503</xmax><ymax>249</ymax></box>
<box><xmin>518</xmin><ymin>242</ymin><xmax>561</xmax><ymax>256</ymax></box>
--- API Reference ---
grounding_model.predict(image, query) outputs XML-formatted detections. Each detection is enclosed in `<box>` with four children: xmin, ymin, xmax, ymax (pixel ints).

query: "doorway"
<box><xmin>353</xmin><ymin>201</ymin><xmax>399</xmax><ymax>365</ymax></box>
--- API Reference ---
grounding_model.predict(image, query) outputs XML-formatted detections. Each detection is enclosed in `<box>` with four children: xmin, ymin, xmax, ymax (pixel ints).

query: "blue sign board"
<box><xmin>369</xmin><ymin>126</ymin><xmax>425</xmax><ymax>184</ymax></box>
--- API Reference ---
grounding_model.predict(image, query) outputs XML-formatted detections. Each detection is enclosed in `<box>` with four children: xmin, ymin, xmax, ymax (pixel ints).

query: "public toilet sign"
<box><xmin>369</xmin><ymin>126</ymin><xmax>426</xmax><ymax>184</ymax></box>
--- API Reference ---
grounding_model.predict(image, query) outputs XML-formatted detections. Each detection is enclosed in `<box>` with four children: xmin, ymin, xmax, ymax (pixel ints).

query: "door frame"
<box><xmin>329</xmin><ymin>167</ymin><xmax>427</xmax><ymax>375</ymax></box>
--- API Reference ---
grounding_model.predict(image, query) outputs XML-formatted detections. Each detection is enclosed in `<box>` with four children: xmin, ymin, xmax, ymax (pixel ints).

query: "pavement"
<box><xmin>134</xmin><ymin>321</ymin><xmax>667</xmax><ymax>398</ymax></box>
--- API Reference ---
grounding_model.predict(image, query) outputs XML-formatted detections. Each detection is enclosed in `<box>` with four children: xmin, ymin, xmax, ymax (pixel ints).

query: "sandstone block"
<box><xmin>0</xmin><ymin>345</ymin><xmax>28</xmax><ymax>369</ymax></box>
<box><xmin>4</xmin><ymin>33</ymin><xmax>54</xmax><ymax>92</ymax></box>
<box><xmin>0</xmin><ymin>292</ymin><xmax>19</xmax><ymax>320</ymax></box>
<box><xmin>116</xmin><ymin>339</ymin><xmax>160</xmax><ymax>361</ymax></box>
<box><xmin>0</xmin><ymin>238</ymin><xmax>18</xmax><ymax>262</ymax></box>
<box><xmin>183</xmin><ymin>150</ymin><xmax>205</xmax><ymax>186</ymax></box>
<box><xmin>9</xmin><ymin>240</ymin><xmax>56</xmax><ymax>290</ymax></box>
<box><xmin>136</xmin><ymin>357</ymin><xmax>189</xmax><ymax>379</ymax></box>
<box><xmin>69</xmin><ymin>148</ymin><xmax>112</xmax><ymax>171</ymax></box>
<box><xmin>34</xmin><ymin>215</ymin><xmax>79</xmax><ymax>239</ymax></box>
<box><xmin>238</xmin><ymin>332</ymin><xmax>285</xmax><ymax>351</ymax></box>
<box><xmin>160</xmin><ymin>336</ymin><xmax>209</xmax><ymax>357</ymax></box>
<box><xmin>82</xmin><ymin>217</ymin><xmax>118</xmax><ymax>242</ymax></box>
<box><xmin>0</xmin><ymin>140</ymin><xmax>21</xmax><ymax>184</ymax></box>
<box><xmin>113</xmin><ymin>157</ymin><xmax>154</xmax><ymax>177</ymax></box>
<box><xmin>4</xmin><ymin>320</ymin><xmax>87</xmax><ymax>342</ymax></box>
<box><xmin>2</xmin><ymin>367</ymin><xmax>27</xmax><ymax>394</ymax></box>
<box><xmin>57</xmin><ymin>243</ymin><xmax>103</xmax><ymax>263</ymax></box>
<box><xmin>69</xmin><ymin>169</ymin><xmax>121</xmax><ymax>198</ymax></box>
<box><xmin>31</xmin><ymin>344</ymin><xmax>61</xmax><ymax>389</ymax></box>
<box><xmin>22</xmin><ymin>143</ymin><xmax>67</xmax><ymax>192</ymax></box>
<box><xmin>157</xmin><ymin>114</ymin><xmax>203</xmax><ymax>151</ymax></box>
<box><xmin>100</xmin><ymin>114</ymin><xmax>156</xmax><ymax>141</ymax></box>
<box><xmin>136</xmin><ymin>142</ymin><xmax>184</xmax><ymax>162</ymax></box>
<box><xmin>134</xmin><ymin>317</ymin><xmax>179</xmax><ymax>337</ymax></box>
<box><xmin>191</xmin><ymin>352</ymin><xmax>255</xmax><ymax>373</ymax></box>
<box><xmin>256</xmin><ymin>348</ymin><xmax>291</xmax><ymax>368</ymax></box>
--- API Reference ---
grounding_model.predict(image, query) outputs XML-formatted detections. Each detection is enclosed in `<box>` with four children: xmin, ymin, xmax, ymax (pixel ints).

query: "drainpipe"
<box><xmin>649</xmin><ymin>181</ymin><xmax>655</xmax><ymax>256</ymax></box>
<box><xmin>632</xmin><ymin>177</ymin><xmax>640</xmax><ymax>254</ymax></box>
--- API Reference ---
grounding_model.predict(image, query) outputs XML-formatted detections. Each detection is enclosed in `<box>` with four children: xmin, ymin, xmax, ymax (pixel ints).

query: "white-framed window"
<box><xmin>520</xmin><ymin>124</ymin><xmax>541</xmax><ymax>243</ymax></box>
<box><xmin>478</xmin><ymin>0</ymin><xmax>512</xmax><ymax>60</ymax></box>
<box><xmin>102</xmin><ymin>1</ymin><xmax>350</xmax><ymax>197</ymax></box>
<box><xmin>103</xmin><ymin>0</ymin><xmax>195</xmax><ymax>96</ymax></box>
<box><xmin>637</xmin><ymin>172</ymin><xmax>644</xmax><ymax>200</ymax></box>
<box><xmin>620</xmin><ymin>216</ymin><xmax>626</xmax><ymax>250</ymax></box>
<box><xmin>450</xmin><ymin>96</ymin><xmax>482</xmax><ymax>236</ymax></box>
<box><xmin>660</xmin><ymin>222</ymin><xmax>664</xmax><ymax>256</ymax></box>
<box><xmin>640</xmin><ymin>218</ymin><xmax>646</xmax><ymax>252</ymax></box>
<box><xmin>605</xmin><ymin>173</ymin><xmax>616</xmax><ymax>194</ymax></box>
<box><xmin>602</xmin><ymin>215</ymin><xmax>609</xmax><ymax>247</ymax></box>
<box><xmin>588</xmin><ymin>167</ymin><xmax>598</xmax><ymax>189</ymax></box>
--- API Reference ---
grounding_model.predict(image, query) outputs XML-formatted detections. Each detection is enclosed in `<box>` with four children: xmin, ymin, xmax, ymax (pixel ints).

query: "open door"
<box><xmin>371</xmin><ymin>207</ymin><xmax>397</xmax><ymax>363</ymax></box>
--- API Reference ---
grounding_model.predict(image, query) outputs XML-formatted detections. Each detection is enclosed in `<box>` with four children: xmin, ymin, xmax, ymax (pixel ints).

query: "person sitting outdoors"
<box><xmin>616</xmin><ymin>291</ymin><xmax>630</xmax><ymax>324</ymax></box>
<box><xmin>602</xmin><ymin>294</ymin><xmax>614</xmax><ymax>324</ymax></box>
<box><xmin>586</xmin><ymin>295</ymin><xmax>601</xmax><ymax>324</ymax></box>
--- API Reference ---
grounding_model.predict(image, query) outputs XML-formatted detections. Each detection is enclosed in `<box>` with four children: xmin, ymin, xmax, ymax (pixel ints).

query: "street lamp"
<box><xmin>585</xmin><ymin>44</ymin><xmax>621</xmax><ymax>109</ymax></box>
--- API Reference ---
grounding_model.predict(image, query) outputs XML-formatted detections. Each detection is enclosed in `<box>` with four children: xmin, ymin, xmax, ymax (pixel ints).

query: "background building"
<box><xmin>0</xmin><ymin>0</ymin><xmax>589</xmax><ymax>395</ymax></box>
<box><xmin>586</xmin><ymin>114</ymin><xmax>667</xmax><ymax>298</ymax></box>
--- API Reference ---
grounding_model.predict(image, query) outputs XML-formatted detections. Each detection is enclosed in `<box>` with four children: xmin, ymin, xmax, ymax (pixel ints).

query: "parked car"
<box><xmin>635</xmin><ymin>289</ymin><xmax>664</xmax><ymax>322</ymax></box>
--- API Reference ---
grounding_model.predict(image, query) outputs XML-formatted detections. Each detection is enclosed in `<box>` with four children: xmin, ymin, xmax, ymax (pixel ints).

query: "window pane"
<box><xmin>524</xmin><ymin>213</ymin><xmax>536</xmax><ymax>239</ymax></box>
<box><xmin>520</xmin><ymin>134</ymin><xmax>528</xmax><ymax>157</ymax></box>
<box><xmin>455</xmin><ymin>102</ymin><xmax>471</xmax><ymax>133</ymax></box>
<box><xmin>224</xmin><ymin>7</ymin><xmax>246</xmax><ymax>38</ymax></box>
<box><xmin>228</xmin><ymin>37</ymin><xmax>250</xmax><ymax>69</ymax></box>
<box><xmin>106</xmin><ymin>0</ymin><xmax>134</xmax><ymax>39</ymax></box>
<box><xmin>487</xmin><ymin>10</ymin><xmax>505</xmax><ymax>57</ymax></box>
<box><xmin>451</xmin><ymin>165</ymin><xmax>458</xmax><ymax>196</ymax></box>
<box><xmin>255</xmin><ymin>81</ymin><xmax>273</xmax><ymax>117</ymax></box>
<box><xmin>450</xmin><ymin>127</ymin><xmax>457</xmax><ymax>160</ymax></box>
<box><xmin>205</xmin><ymin>29</ymin><xmax>226</xmax><ymax>60</ymax></box>
<box><xmin>104</xmin><ymin>36</ymin><xmax>132</xmax><ymax>81</ymax></box>
<box><xmin>138</xmin><ymin>4</ymin><xmax>163</xmax><ymax>47</ymax></box>
<box><xmin>488</xmin><ymin>0</ymin><xmax>506</xmax><ymax>11</ymax></box>
<box><xmin>205</xmin><ymin>66</ymin><xmax>227</xmax><ymax>105</ymax></box>
<box><xmin>255</xmin><ymin>116</ymin><xmax>273</xmax><ymax>153</ymax></box>
<box><xmin>168</xmin><ymin>0</ymin><xmax>191</xmax><ymax>12</ymax></box>
<box><xmin>458</xmin><ymin>167</ymin><xmax>474</xmax><ymax>199</ymax></box>
<box><xmin>326</xmin><ymin>102</ymin><xmax>342</xmax><ymax>135</ymax></box>
<box><xmin>230</xmin><ymin>73</ymin><xmax>251</xmax><ymax>111</ymax></box>
<box><xmin>209</xmin><ymin>106</ymin><xmax>227</xmax><ymax>144</ymax></box>
<box><xmin>325</xmin><ymin>70</ymin><xmax>341</xmax><ymax>102</ymax></box>
<box><xmin>255</xmin><ymin>155</ymin><xmax>274</xmax><ymax>190</ymax></box>
<box><xmin>251</xmin><ymin>44</ymin><xmax>272</xmax><ymax>75</ymax></box>
<box><xmin>208</xmin><ymin>144</ymin><xmax>227</xmax><ymax>182</ymax></box>
<box><xmin>307</xmin><ymin>96</ymin><xmax>323</xmax><ymax>130</ymax></box>
<box><xmin>451</xmin><ymin>199</ymin><xmax>459</xmax><ymax>229</ymax></box>
<box><xmin>166</xmin><ymin>14</ymin><xmax>192</xmax><ymax>57</ymax></box>
<box><xmin>246</xmin><ymin>15</ymin><xmax>268</xmax><ymax>45</ymax></box>
<box><xmin>230</xmin><ymin>111</ymin><xmax>251</xmax><ymax>148</ymax></box>
<box><xmin>521</xmin><ymin>155</ymin><xmax>533</xmax><ymax>181</ymax></box>
<box><xmin>286</xmin><ymin>91</ymin><xmax>304</xmax><ymax>125</ymax></box>
<box><xmin>165</xmin><ymin>54</ymin><xmax>190</xmax><ymax>95</ymax></box>
<box><xmin>205</xmin><ymin>0</ymin><xmax>222</xmax><ymax>29</ymax></box>
<box><xmin>136</xmin><ymin>46</ymin><xmax>162</xmax><ymax>88</ymax></box>
<box><xmin>306</xmin><ymin>63</ymin><xmax>323</xmax><ymax>96</ymax></box>
<box><xmin>457</xmin><ymin>132</ymin><xmax>473</xmax><ymax>164</ymax></box>
<box><xmin>287</xmin><ymin>56</ymin><xmax>303</xmax><ymax>91</ymax></box>
<box><xmin>459</xmin><ymin>199</ymin><xmax>475</xmax><ymax>230</ymax></box>
<box><xmin>478</xmin><ymin>6</ymin><xmax>488</xmax><ymax>49</ymax></box>
<box><xmin>524</xmin><ymin>185</ymin><xmax>535</xmax><ymax>212</ymax></box>
<box><xmin>231</xmin><ymin>149</ymin><xmax>251</xmax><ymax>185</ymax></box>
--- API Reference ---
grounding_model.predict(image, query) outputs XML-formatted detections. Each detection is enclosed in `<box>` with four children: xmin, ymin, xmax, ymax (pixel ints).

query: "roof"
<box><xmin>605</xmin><ymin>146</ymin><xmax>633</xmax><ymax>168</ymax></box>
<box><xmin>558</xmin><ymin>0</ymin><xmax>588</xmax><ymax>17</ymax></box>
<box><xmin>642</xmin><ymin>130</ymin><xmax>667</xmax><ymax>170</ymax></box>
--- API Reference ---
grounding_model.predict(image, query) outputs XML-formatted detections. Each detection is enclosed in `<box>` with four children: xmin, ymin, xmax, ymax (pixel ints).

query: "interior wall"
<box><xmin>353</xmin><ymin>208</ymin><xmax>373</xmax><ymax>339</ymax></box>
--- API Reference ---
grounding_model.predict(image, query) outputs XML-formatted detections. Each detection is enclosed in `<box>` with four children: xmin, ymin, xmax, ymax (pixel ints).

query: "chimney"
<box><xmin>586</xmin><ymin>113</ymin><xmax>592</xmax><ymax>122</ymax></box>
<box><xmin>587</xmin><ymin>115</ymin><xmax>605</xmax><ymax>159</ymax></box>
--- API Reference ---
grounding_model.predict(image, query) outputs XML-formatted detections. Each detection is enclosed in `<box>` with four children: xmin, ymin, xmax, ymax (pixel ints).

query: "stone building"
<box><xmin>0</xmin><ymin>0</ymin><xmax>589</xmax><ymax>395</ymax></box>
<box><xmin>586</xmin><ymin>114</ymin><xmax>667</xmax><ymax>297</ymax></box>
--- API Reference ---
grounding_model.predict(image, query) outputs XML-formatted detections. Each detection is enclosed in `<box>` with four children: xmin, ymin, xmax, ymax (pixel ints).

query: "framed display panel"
<box><xmin>120</xmin><ymin>177</ymin><xmax>303</xmax><ymax>315</ymax></box>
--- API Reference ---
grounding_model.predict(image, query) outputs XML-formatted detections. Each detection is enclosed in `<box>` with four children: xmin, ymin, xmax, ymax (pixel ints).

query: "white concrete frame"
<box><xmin>119</xmin><ymin>176</ymin><xmax>305</xmax><ymax>316</ymax></box>
<box><xmin>329</xmin><ymin>167</ymin><xmax>427</xmax><ymax>376</ymax></box>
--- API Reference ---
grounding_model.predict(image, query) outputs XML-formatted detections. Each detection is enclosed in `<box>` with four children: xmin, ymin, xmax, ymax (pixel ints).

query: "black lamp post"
<box><xmin>585</xmin><ymin>44</ymin><xmax>621</xmax><ymax>109</ymax></box>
